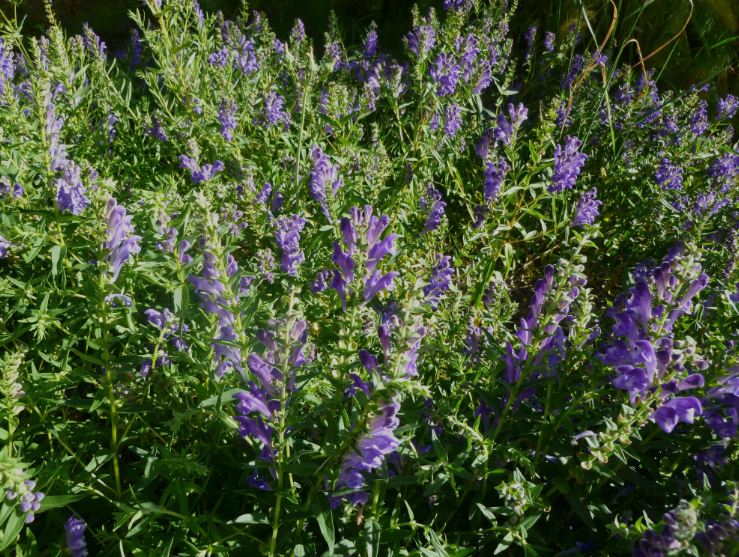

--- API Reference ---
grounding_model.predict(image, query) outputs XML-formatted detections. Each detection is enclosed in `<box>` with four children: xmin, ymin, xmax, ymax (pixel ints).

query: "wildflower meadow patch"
<box><xmin>0</xmin><ymin>0</ymin><xmax>738</xmax><ymax>555</ymax></box>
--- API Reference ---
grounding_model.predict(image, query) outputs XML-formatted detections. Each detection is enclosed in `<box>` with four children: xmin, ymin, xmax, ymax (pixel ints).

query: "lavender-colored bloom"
<box><xmin>247</xmin><ymin>469</ymin><xmax>271</xmax><ymax>491</ymax></box>
<box><xmin>562</xmin><ymin>54</ymin><xmax>583</xmax><ymax>91</ymax></box>
<box><xmin>653</xmin><ymin>397</ymin><xmax>702</xmax><ymax>433</ymax></box>
<box><xmin>105</xmin><ymin>294</ymin><xmax>133</xmax><ymax>308</ymax></box>
<box><xmin>274</xmin><ymin>215</ymin><xmax>306</xmax><ymax>276</ymax></box>
<box><xmin>495</xmin><ymin>103</ymin><xmax>528</xmax><ymax>146</ymax></box>
<box><xmin>0</xmin><ymin>180</ymin><xmax>23</xmax><ymax>200</ymax></box>
<box><xmin>83</xmin><ymin>23</ymin><xmax>106</xmax><ymax>58</ymax></box>
<box><xmin>178</xmin><ymin>155</ymin><xmax>224</xmax><ymax>183</ymax></box>
<box><xmin>523</xmin><ymin>26</ymin><xmax>537</xmax><ymax>62</ymax></box>
<box><xmin>406</xmin><ymin>26</ymin><xmax>435</xmax><ymax>57</ymax></box>
<box><xmin>262</xmin><ymin>91</ymin><xmax>290</xmax><ymax>128</ymax></box>
<box><xmin>707</xmin><ymin>154</ymin><xmax>739</xmax><ymax>193</ymax></box>
<box><xmin>444</xmin><ymin>103</ymin><xmax>462</xmax><ymax>137</ymax></box>
<box><xmin>544</xmin><ymin>32</ymin><xmax>555</xmax><ymax>52</ymax></box>
<box><xmin>364</xmin><ymin>25</ymin><xmax>378</xmax><ymax>58</ymax></box>
<box><xmin>472</xmin><ymin>62</ymin><xmax>492</xmax><ymax>94</ymax></box>
<box><xmin>476</xmin><ymin>128</ymin><xmax>496</xmax><ymax>160</ymax></box>
<box><xmin>64</xmin><ymin>514</ymin><xmax>88</xmax><ymax>557</ymax></box>
<box><xmin>420</xmin><ymin>185</ymin><xmax>446</xmax><ymax>235</ymax></box>
<box><xmin>147</xmin><ymin>114</ymin><xmax>168</xmax><ymax>142</ymax></box>
<box><xmin>571</xmin><ymin>187</ymin><xmax>602</xmax><ymax>228</ymax></box>
<box><xmin>192</xmin><ymin>1</ymin><xmax>204</xmax><ymax>27</ymax></box>
<box><xmin>218</xmin><ymin>98</ymin><xmax>237</xmax><ymax>142</ymax></box>
<box><xmin>290</xmin><ymin>19</ymin><xmax>305</xmax><ymax>45</ymax></box>
<box><xmin>309</xmin><ymin>145</ymin><xmax>343</xmax><ymax>222</ymax></box>
<box><xmin>178</xmin><ymin>240</ymin><xmax>193</xmax><ymax>264</ymax></box>
<box><xmin>471</xmin><ymin>204</ymin><xmax>488</xmax><ymax>229</ymax></box>
<box><xmin>424</xmin><ymin>255</ymin><xmax>454</xmax><ymax>309</ymax></box>
<box><xmin>654</xmin><ymin>158</ymin><xmax>683</xmax><ymax>191</ymax></box>
<box><xmin>690</xmin><ymin>100</ymin><xmax>708</xmax><ymax>136</ymax></box>
<box><xmin>256</xmin><ymin>182</ymin><xmax>272</xmax><ymax>204</ymax></box>
<box><xmin>484</xmin><ymin>157</ymin><xmax>509</xmax><ymax>202</ymax></box>
<box><xmin>208</xmin><ymin>47</ymin><xmax>229</xmax><ymax>67</ymax></box>
<box><xmin>233</xmin><ymin>40</ymin><xmax>259</xmax><ymax>75</ymax></box>
<box><xmin>718</xmin><ymin>94</ymin><xmax>739</xmax><ymax>119</ymax></box>
<box><xmin>550</xmin><ymin>136</ymin><xmax>587</xmax><ymax>193</ymax></box>
<box><xmin>56</xmin><ymin>164</ymin><xmax>90</xmax><ymax>215</ymax></box>
<box><xmin>429</xmin><ymin>53</ymin><xmax>460</xmax><ymax>97</ymax></box>
<box><xmin>103</xmin><ymin>198</ymin><xmax>142</xmax><ymax>283</ymax></box>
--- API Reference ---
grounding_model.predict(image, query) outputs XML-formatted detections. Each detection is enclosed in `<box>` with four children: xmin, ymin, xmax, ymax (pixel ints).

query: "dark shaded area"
<box><xmin>3</xmin><ymin>0</ymin><xmax>737</xmax><ymax>104</ymax></box>
<box><xmin>3</xmin><ymin>0</ymin><xmax>443</xmax><ymax>54</ymax></box>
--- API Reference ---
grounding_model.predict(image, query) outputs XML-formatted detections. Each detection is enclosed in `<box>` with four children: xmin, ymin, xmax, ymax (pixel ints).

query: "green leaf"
<box><xmin>313</xmin><ymin>493</ymin><xmax>335</xmax><ymax>554</ymax></box>
<box><xmin>232</xmin><ymin>513</ymin><xmax>269</xmax><ymax>525</ymax></box>
<box><xmin>564</xmin><ymin>489</ymin><xmax>595</xmax><ymax>529</ymax></box>
<box><xmin>423</xmin><ymin>472</ymin><xmax>449</xmax><ymax>497</ymax></box>
<box><xmin>51</xmin><ymin>245</ymin><xmax>66</xmax><ymax>276</ymax></box>
<box><xmin>364</xmin><ymin>518</ymin><xmax>381</xmax><ymax>557</ymax></box>
<box><xmin>0</xmin><ymin>508</ymin><xmax>26</xmax><ymax>551</ymax></box>
<box><xmin>38</xmin><ymin>494</ymin><xmax>88</xmax><ymax>511</ymax></box>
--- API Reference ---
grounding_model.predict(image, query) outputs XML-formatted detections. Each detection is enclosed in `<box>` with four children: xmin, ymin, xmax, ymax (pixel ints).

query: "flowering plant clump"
<box><xmin>0</xmin><ymin>0</ymin><xmax>738</xmax><ymax>554</ymax></box>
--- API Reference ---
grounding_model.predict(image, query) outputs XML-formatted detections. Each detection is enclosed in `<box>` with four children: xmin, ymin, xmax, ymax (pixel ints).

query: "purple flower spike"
<box><xmin>571</xmin><ymin>188</ymin><xmax>602</xmax><ymax>228</ymax></box>
<box><xmin>429</xmin><ymin>53</ymin><xmax>460</xmax><ymax>97</ymax></box>
<box><xmin>103</xmin><ymin>198</ymin><xmax>141</xmax><ymax>283</ymax></box>
<box><xmin>550</xmin><ymin>136</ymin><xmax>587</xmax><ymax>193</ymax></box>
<box><xmin>309</xmin><ymin>145</ymin><xmax>343</xmax><ymax>222</ymax></box>
<box><xmin>275</xmin><ymin>215</ymin><xmax>307</xmax><ymax>276</ymax></box>
<box><xmin>654</xmin><ymin>158</ymin><xmax>683</xmax><ymax>191</ymax></box>
<box><xmin>65</xmin><ymin>514</ymin><xmax>88</xmax><ymax>557</ymax></box>
<box><xmin>483</xmin><ymin>157</ymin><xmax>510</xmax><ymax>203</ymax></box>
<box><xmin>364</xmin><ymin>271</ymin><xmax>399</xmax><ymax>303</ymax></box>
<box><xmin>654</xmin><ymin>397</ymin><xmax>702</xmax><ymax>433</ymax></box>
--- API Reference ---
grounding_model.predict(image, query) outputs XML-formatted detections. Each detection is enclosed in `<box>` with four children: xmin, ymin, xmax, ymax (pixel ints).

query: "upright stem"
<box><xmin>99</xmin><ymin>242</ymin><xmax>122</xmax><ymax>498</ymax></box>
<box><xmin>269</xmin><ymin>291</ymin><xmax>298</xmax><ymax>557</ymax></box>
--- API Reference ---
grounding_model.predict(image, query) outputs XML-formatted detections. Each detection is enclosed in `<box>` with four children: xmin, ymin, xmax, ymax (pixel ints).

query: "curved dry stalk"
<box><xmin>560</xmin><ymin>0</ymin><xmax>619</xmax><ymax>137</ymax></box>
<box><xmin>631</xmin><ymin>0</ymin><xmax>694</xmax><ymax>69</ymax></box>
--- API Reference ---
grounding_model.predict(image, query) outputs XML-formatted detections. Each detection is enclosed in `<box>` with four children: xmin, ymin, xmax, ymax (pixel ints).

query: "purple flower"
<box><xmin>262</xmin><ymin>91</ymin><xmax>290</xmax><ymax>128</ymax></box>
<box><xmin>690</xmin><ymin>100</ymin><xmax>708</xmax><ymax>135</ymax></box>
<box><xmin>495</xmin><ymin>103</ymin><xmax>528</xmax><ymax>146</ymax></box>
<box><xmin>571</xmin><ymin>188</ymin><xmax>602</xmax><ymax>228</ymax></box>
<box><xmin>103</xmin><ymin>198</ymin><xmax>142</xmax><ymax>283</ymax></box>
<box><xmin>544</xmin><ymin>32</ymin><xmax>555</xmax><ymax>52</ymax></box>
<box><xmin>218</xmin><ymin>98</ymin><xmax>238</xmax><ymax>142</ymax></box>
<box><xmin>208</xmin><ymin>47</ymin><xmax>229</xmax><ymax>66</ymax></box>
<box><xmin>55</xmin><ymin>164</ymin><xmax>90</xmax><ymax>215</ymax></box>
<box><xmin>309</xmin><ymin>145</ymin><xmax>343</xmax><ymax>222</ymax></box>
<box><xmin>178</xmin><ymin>155</ymin><xmax>224</xmax><ymax>183</ymax></box>
<box><xmin>484</xmin><ymin>157</ymin><xmax>509</xmax><ymax>202</ymax></box>
<box><xmin>256</xmin><ymin>183</ymin><xmax>272</xmax><ymax>204</ymax></box>
<box><xmin>105</xmin><ymin>294</ymin><xmax>133</xmax><ymax>308</ymax></box>
<box><xmin>429</xmin><ymin>53</ymin><xmax>460</xmax><ymax>96</ymax></box>
<box><xmin>406</xmin><ymin>26</ymin><xmax>435</xmax><ymax>57</ymax></box>
<box><xmin>274</xmin><ymin>215</ymin><xmax>306</xmax><ymax>276</ymax></box>
<box><xmin>654</xmin><ymin>158</ymin><xmax>683</xmax><ymax>191</ymax></box>
<box><xmin>364</xmin><ymin>24</ymin><xmax>378</xmax><ymax>58</ymax></box>
<box><xmin>233</xmin><ymin>40</ymin><xmax>259</xmax><ymax>75</ymax></box>
<box><xmin>0</xmin><ymin>180</ymin><xmax>23</xmax><ymax>200</ymax></box>
<box><xmin>562</xmin><ymin>54</ymin><xmax>583</xmax><ymax>91</ymax></box>
<box><xmin>707</xmin><ymin>154</ymin><xmax>739</xmax><ymax>193</ymax></box>
<box><xmin>476</xmin><ymin>128</ymin><xmax>496</xmax><ymax>160</ymax></box>
<box><xmin>290</xmin><ymin>19</ymin><xmax>305</xmax><ymax>45</ymax></box>
<box><xmin>653</xmin><ymin>397</ymin><xmax>702</xmax><ymax>433</ymax></box>
<box><xmin>424</xmin><ymin>255</ymin><xmax>454</xmax><ymax>309</ymax></box>
<box><xmin>64</xmin><ymin>514</ymin><xmax>88</xmax><ymax>557</ymax></box>
<box><xmin>471</xmin><ymin>204</ymin><xmax>488</xmax><ymax>229</ymax></box>
<box><xmin>444</xmin><ymin>103</ymin><xmax>462</xmax><ymax>137</ymax></box>
<box><xmin>147</xmin><ymin>114</ymin><xmax>168</xmax><ymax>142</ymax></box>
<box><xmin>420</xmin><ymin>184</ymin><xmax>446</xmax><ymax>235</ymax></box>
<box><xmin>550</xmin><ymin>136</ymin><xmax>587</xmax><ymax>193</ymax></box>
<box><xmin>718</xmin><ymin>94</ymin><xmax>738</xmax><ymax>119</ymax></box>
<box><xmin>247</xmin><ymin>469</ymin><xmax>271</xmax><ymax>491</ymax></box>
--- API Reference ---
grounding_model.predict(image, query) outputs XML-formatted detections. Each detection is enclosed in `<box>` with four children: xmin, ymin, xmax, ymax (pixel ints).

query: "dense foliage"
<box><xmin>0</xmin><ymin>0</ymin><xmax>738</xmax><ymax>555</ymax></box>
